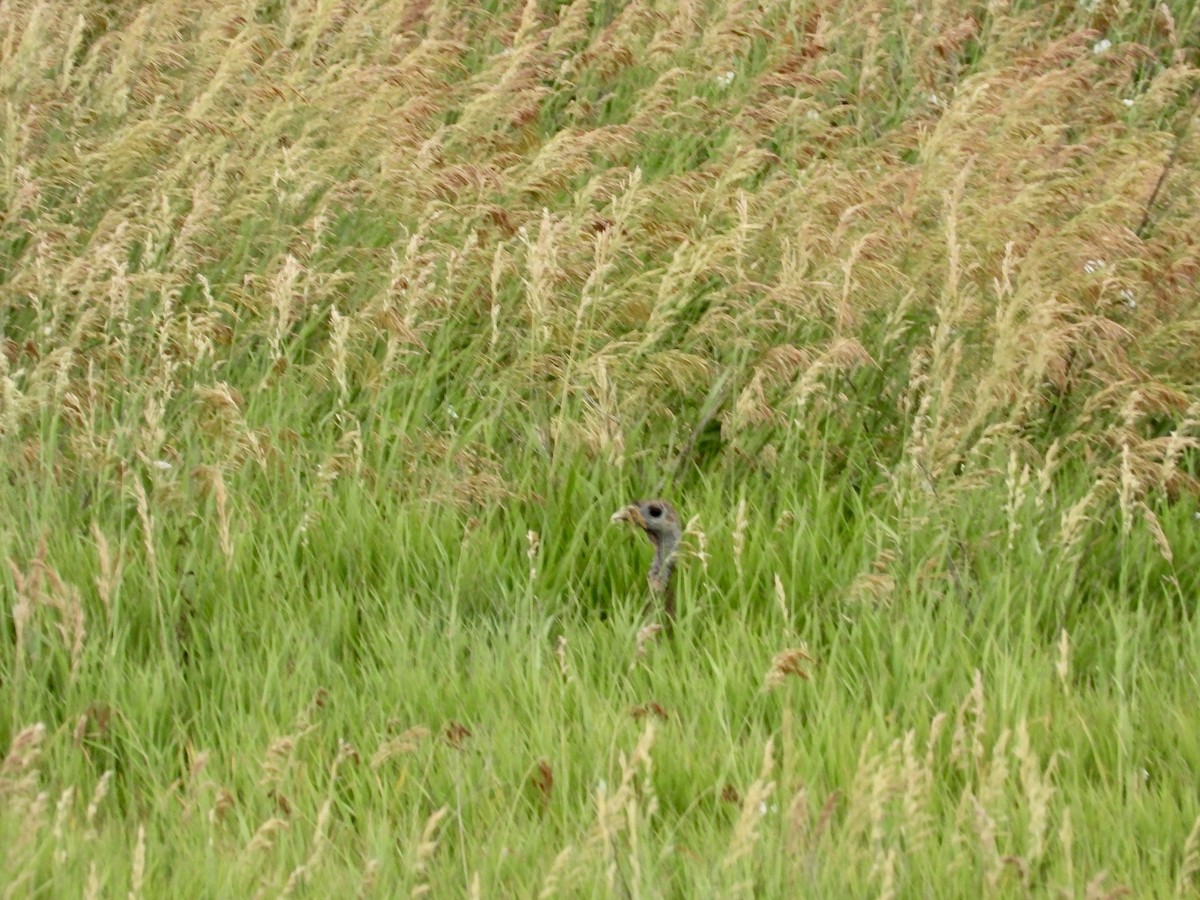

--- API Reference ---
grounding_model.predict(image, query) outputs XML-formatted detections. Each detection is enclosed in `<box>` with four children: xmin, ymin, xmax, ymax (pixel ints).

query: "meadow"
<box><xmin>2</xmin><ymin>0</ymin><xmax>1199</xmax><ymax>895</ymax></box>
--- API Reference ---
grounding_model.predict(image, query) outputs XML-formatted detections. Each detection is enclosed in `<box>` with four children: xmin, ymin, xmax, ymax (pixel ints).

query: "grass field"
<box><xmin>2</xmin><ymin>0</ymin><xmax>1199</xmax><ymax>895</ymax></box>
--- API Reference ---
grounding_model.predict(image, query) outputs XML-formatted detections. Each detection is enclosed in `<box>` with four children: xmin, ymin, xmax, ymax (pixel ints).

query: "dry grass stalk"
<box><xmin>410</xmin><ymin>805</ymin><xmax>450</xmax><ymax>897</ymax></box>
<box><xmin>281</xmin><ymin>741</ymin><xmax>355</xmax><ymax>895</ymax></box>
<box><xmin>85</xmin><ymin>770</ymin><xmax>115</xmax><ymax>840</ymax></box>
<box><xmin>538</xmin><ymin>846</ymin><xmax>577</xmax><ymax>899</ymax></box>
<box><xmin>1034</xmin><ymin>438</ymin><xmax>1063</xmax><ymax>512</ymax></box>
<box><xmin>1177</xmin><ymin>815</ymin><xmax>1200</xmax><ymax>897</ymax></box>
<box><xmin>7</xmin><ymin>786</ymin><xmax>50</xmax><ymax>872</ymax></box>
<box><xmin>629</xmin><ymin>702</ymin><xmax>669</xmax><ymax>723</ymax></box>
<box><xmin>243</xmin><ymin>817</ymin><xmax>290</xmax><ymax>856</ymax></box>
<box><xmin>269</xmin><ymin>255</ymin><xmax>301</xmax><ymax>363</ymax></box>
<box><xmin>53</xmin><ymin>786</ymin><xmax>75</xmax><ymax>865</ymax></box>
<box><xmin>1056</xmin><ymin>629</ymin><xmax>1071</xmax><ymax>693</ymax></box>
<box><xmin>132</xmin><ymin>476</ymin><xmax>158</xmax><ymax>585</ymax></box>
<box><xmin>878</xmin><ymin>847</ymin><xmax>898</xmax><ymax>900</ymax></box>
<box><xmin>442</xmin><ymin>721</ymin><xmax>472</xmax><ymax>750</ymax></box>
<box><xmin>206</xmin><ymin>465</ymin><xmax>235</xmax><ymax>568</ymax></box>
<box><xmin>924</xmin><ymin>713</ymin><xmax>948</xmax><ymax>775</ymax></box>
<box><xmin>867</xmin><ymin>740</ymin><xmax>901</xmax><ymax>881</ymax></box>
<box><xmin>732</xmin><ymin>497</ymin><xmax>748</xmax><ymax>581</ymax></box>
<box><xmin>950</xmin><ymin>670</ymin><xmax>986</xmax><ymax>772</ymax></box>
<box><xmin>260</xmin><ymin>690</ymin><xmax>327</xmax><ymax>791</ymax></box>
<box><xmin>785</xmin><ymin>784</ymin><xmax>811</xmax><ymax>856</ymax></box>
<box><xmin>847</xmin><ymin>550</ymin><xmax>898</xmax><ymax>608</ymax></box>
<box><xmin>260</xmin><ymin>736</ymin><xmax>301</xmax><ymax>794</ymax></box>
<box><xmin>1</xmin><ymin>723</ymin><xmax>47</xmax><ymax>809</ymax></box>
<box><xmin>899</xmin><ymin>729</ymin><xmax>932</xmax><ymax>854</ymax></box>
<box><xmin>1060</xmin><ymin>805</ymin><xmax>1075</xmax><ymax>893</ymax></box>
<box><xmin>1084</xmin><ymin>870</ymin><xmax>1133</xmax><ymax>899</ymax></box>
<box><xmin>208</xmin><ymin>789</ymin><xmax>235</xmax><ymax>830</ymax></box>
<box><xmin>773</xmin><ymin>574</ymin><xmax>790</xmax><ymax>628</ymax></box>
<box><xmin>281</xmin><ymin>797</ymin><xmax>333</xmax><ymax>897</ymax></box>
<box><xmin>1138</xmin><ymin>501</ymin><xmax>1173</xmax><ymax>563</ymax></box>
<box><xmin>1060</xmin><ymin>481</ymin><xmax>1102</xmax><ymax>556</ymax></box>
<box><xmin>764</xmin><ymin>648</ymin><xmax>814</xmax><ymax>690</ymax></box>
<box><xmin>91</xmin><ymin>522</ymin><xmax>119</xmax><ymax>609</ymax></box>
<box><xmin>586</xmin><ymin>721</ymin><xmax>659</xmax><ymax>896</ymax></box>
<box><xmin>530</xmin><ymin>759</ymin><xmax>555</xmax><ymax>810</ymax></box>
<box><xmin>8</xmin><ymin>563</ymin><xmax>33</xmax><ymax>677</ymax></box>
<box><xmin>972</xmin><ymin>795</ymin><xmax>1003</xmax><ymax>890</ymax></box>
<box><xmin>723</xmin><ymin>737</ymin><xmax>776</xmax><ymax>878</ymax></box>
<box><xmin>1005</xmin><ymin>447</ymin><xmax>1032</xmax><ymax>550</ymax></box>
<box><xmin>358</xmin><ymin>858</ymin><xmax>381</xmax><ymax>900</ymax></box>
<box><xmin>329</xmin><ymin>305</ymin><xmax>351</xmax><ymax>402</ymax></box>
<box><xmin>44</xmin><ymin>570</ymin><xmax>85</xmax><ymax>683</ymax></box>
<box><xmin>1016</xmin><ymin>720</ymin><xmax>1055</xmax><ymax>869</ymax></box>
<box><xmin>632</xmin><ymin>624</ymin><xmax>663</xmax><ymax>670</ymax></box>
<box><xmin>84</xmin><ymin>863</ymin><xmax>100</xmax><ymax>900</ymax></box>
<box><xmin>1160</xmin><ymin>401</ymin><xmax>1200</xmax><ymax>490</ymax></box>
<box><xmin>526</xmin><ymin>529</ymin><xmax>540</xmax><ymax>581</ymax></box>
<box><xmin>9</xmin><ymin>543</ymin><xmax>87</xmax><ymax>681</ymax></box>
<box><xmin>554</xmin><ymin>635</ymin><xmax>572</xmax><ymax>683</ymax></box>
<box><xmin>980</xmin><ymin>728</ymin><xmax>1011</xmax><ymax>816</ymax></box>
<box><xmin>1119</xmin><ymin>443</ymin><xmax>1138</xmax><ymax>538</ymax></box>
<box><xmin>684</xmin><ymin>514</ymin><xmax>709</xmax><ymax>574</ymax></box>
<box><xmin>793</xmin><ymin>338</ymin><xmax>876</xmax><ymax>414</ymax></box>
<box><xmin>129</xmin><ymin>823</ymin><xmax>146</xmax><ymax>900</ymax></box>
<box><xmin>370</xmin><ymin>726</ymin><xmax>431</xmax><ymax>770</ymax></box>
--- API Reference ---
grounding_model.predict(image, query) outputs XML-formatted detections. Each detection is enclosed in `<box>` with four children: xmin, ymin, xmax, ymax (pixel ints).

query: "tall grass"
<box><xmin>2</xmin><ymin>0</ymin><xmax>1199</xmax><ymax>894</ymax></box>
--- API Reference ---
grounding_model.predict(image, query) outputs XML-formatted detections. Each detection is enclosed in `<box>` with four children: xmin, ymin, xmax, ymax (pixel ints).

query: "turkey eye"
<box><xmin>647</xmin><ymin>504</ymin><xmax>662</xmax><ymax>518</ymax></box>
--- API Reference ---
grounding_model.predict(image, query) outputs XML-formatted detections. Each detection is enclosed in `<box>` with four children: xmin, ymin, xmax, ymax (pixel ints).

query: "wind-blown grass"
<box><xmin>2</xmin><ymin>0</ymin><xmax>1199</xmax><ymax>895</ymax></box>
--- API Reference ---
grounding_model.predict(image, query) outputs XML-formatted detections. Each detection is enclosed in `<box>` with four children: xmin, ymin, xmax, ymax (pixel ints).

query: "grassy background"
<box><xmin>2</xmin><ymin>0</ymin><xmax>1199</xmax><ymax>895</ymax></box>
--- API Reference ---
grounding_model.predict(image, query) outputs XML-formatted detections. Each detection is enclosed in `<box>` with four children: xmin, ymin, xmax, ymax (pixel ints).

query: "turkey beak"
<box><xmin>611</xmin><ymin>505</ymin><xmax>647</xmax><ymax>529</ymax></box>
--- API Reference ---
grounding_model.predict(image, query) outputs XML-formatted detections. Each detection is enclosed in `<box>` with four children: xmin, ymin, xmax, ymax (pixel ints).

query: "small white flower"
<box><xmin>1092</xmin><ymin>38</ymin><xmax>1112</xmax><ymax>55</ymax></box>
<box><xmin>446</xmin><ymin>405</ymin><xmax>459</xmax><ymax>422</ymax></box>
<box><xmin>1120</xmin><ymin>289</ymin><xmax>1136</xmax><ymax>309</ymax></box>
<box><xmin>759</xmin><ymin>801</ymin><xmax>768</xmax><ymax>815</ymax></box>
<box><xmin>929</xmin><ymin>92</ymin><xmax>942</xmax><ymax>106</ymax></box>
<box><xmin>717</xmin><ymin>70</ymin><xmax>736</xmax><ymax>88</ymax></box>
<box><xmin>151</xmin><ymin>459</ymin><xmax>172</xmax><ymax>470</ymax></box>
<box><xmin>1083</xmin><ymin>259</ymin><xmax>1106</xmax><ymax>274</ymax></box>
<box><xmin>805</xmin><ymin>109</ymin><xmax>821</xmax><ymax>120</ymax></box>
<box><xmin>42</xmin><ymin>325</ymin><xmax>53</xmax><ymax>337</ymax></box>
<box><xmin>1122</xmin><ymin>98</ymin><xmax>1134</xmax><ymax>107</ymax></box>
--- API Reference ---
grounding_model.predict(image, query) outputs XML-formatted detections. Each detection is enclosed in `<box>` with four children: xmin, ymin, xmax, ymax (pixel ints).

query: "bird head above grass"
<box><xmin>611</xmin><ymin>499</ymin><xmax>682</xmax><ymax>597</ymax></box>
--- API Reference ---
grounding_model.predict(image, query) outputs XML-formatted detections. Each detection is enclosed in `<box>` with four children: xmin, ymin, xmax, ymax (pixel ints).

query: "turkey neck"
<box><xmin>647</xmin><ymin>530</ymin><xmax>680</xmax><ymax>619</ymax></box>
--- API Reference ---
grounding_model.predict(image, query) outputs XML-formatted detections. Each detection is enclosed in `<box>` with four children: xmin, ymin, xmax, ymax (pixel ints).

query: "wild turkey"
<box><xmin>611</xmin><ymin>499</ymin><xmax>682</xmax><ymax>620</ymax></box>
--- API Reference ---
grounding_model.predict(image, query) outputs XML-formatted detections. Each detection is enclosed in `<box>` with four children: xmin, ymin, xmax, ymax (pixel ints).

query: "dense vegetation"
<box><xmin>2</xmin><ymin>0</ymin><xmax>1199</xmax><ymax>894</ymax></box>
